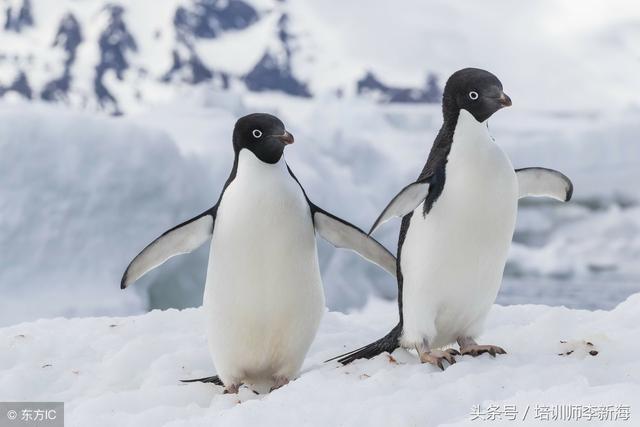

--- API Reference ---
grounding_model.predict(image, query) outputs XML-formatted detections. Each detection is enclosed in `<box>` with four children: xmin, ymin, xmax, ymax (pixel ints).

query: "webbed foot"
<box><xmin>224</xmin><ymin>383</ymin><xmax>241</xmax><ymax>394</ymax></box>
<box><xmin>415</xmin><ymin>339</ymin><xmax>459</xmax><ymax>370</ymax></box>
<box><xmin>457</xmin><ymin>337</ymin><xmax>506</xmax><ymax>357</ymax></box>
<box><xmin>461</xmin><ymin>345</ymin><xmax>506</xmax><ymax>357</ymax></box>
<box><xmin>270</xmin><ymin>376</ymin><xmax>290</xmax><ymax>392</ymax></box>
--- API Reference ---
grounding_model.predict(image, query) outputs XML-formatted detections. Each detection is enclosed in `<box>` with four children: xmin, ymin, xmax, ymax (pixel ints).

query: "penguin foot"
<box><xmin>457</xmin><ymin>336</ymin><xmax>506</xmax><ymax>358</ymax></box>
<box><xmin>224</xmin><ymin>383</ymin><xmax>241</xmax><ymax>394</ymax></box>
<box><xmin>460</xmin><ymin>344</ymin><xmax>506</xmax><ymax>357</ymax></box>
<box><xmin>417</xmin><ymin>349</ymin><xmax>459</xmax><ymax>370</ymax></box>
<box><xmin>270</xmin><ymin>377</ymin><xmax>290</xmax><ymax>392</ymax></box>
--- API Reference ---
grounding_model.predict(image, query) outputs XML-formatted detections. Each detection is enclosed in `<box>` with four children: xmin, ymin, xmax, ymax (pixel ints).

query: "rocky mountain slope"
<box><xmin>0</xmin><ymin>0</ymin><xmax>441</xmax><ymax>114</ymax></box>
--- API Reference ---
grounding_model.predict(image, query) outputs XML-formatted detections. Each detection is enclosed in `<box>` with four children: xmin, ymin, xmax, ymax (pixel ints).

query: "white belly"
<box><xmin>400</xmin><ymin>110</ymin><xmax>518</xmax><ymax>349</ymax></box>
<box><xmin>204</xmin><ymin>150</ymin><xmax>324</xmax><ymax>387</ymax></box>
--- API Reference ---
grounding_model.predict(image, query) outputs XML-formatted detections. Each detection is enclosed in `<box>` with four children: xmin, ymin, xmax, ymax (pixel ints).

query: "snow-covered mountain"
<box><xmin>0</xmin><ymin>0</ymin><xmax>442</xmax><ymax>114</ymax></box>
<box><xmin>3</xmin><ymin>0</ymin><xmax>639</xmax><ymax>115</ymax></box>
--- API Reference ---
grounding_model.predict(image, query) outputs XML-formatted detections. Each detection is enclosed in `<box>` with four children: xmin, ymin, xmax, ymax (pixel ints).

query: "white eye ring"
<box><xmin>469</xmin><ymin>91</ymin><xmax>479</xmax><ymax>100</ymax></box>
<box><xmin>252</xmin><ymin>129</ymin><xmax>262</xmax><ymax>138</ymax></box>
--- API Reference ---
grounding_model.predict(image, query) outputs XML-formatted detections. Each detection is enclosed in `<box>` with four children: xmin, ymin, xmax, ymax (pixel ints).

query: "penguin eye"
<box><xmin>468</xmin><ymin>91</ymin><xmax>479</xmax><ymax>100</ymax></box>
<box><xmin>252</xmin><ymin>129</ymin><xmax>263</xmax><ymax>138</ymax></box>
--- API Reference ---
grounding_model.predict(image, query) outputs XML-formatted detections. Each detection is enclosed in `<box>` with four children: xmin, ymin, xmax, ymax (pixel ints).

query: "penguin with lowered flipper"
<box><xmin>121</xmin><ymin>113</ymin><xmax>397</xmax><ymax>392</ymax></box>
<box><xmin>329</xmin><ymin>68</ymin><xmax>573</xmax><ymax>369</ymax></box>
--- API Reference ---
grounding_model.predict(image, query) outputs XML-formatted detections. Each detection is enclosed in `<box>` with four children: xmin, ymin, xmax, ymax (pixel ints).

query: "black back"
<box><xmin>332</xmin><ymin>68</ymin><xmax>513</xmax><ymax>365</ymax></box>
<box><xmin>396</xmin><ymin>68</ymin><xmax>511</xmax><ymax>323</ymax></box>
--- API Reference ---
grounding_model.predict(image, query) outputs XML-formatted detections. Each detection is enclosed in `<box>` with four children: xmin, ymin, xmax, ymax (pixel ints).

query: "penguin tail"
<box><xmin>181</xmin><ymin>375</ymin><xmax>223</xmax><ymax>386</ymax></box>
<box><xmin>326</xmin><ymin>323</ymin><xmax>402</xmax><ymax>365</ymax></box>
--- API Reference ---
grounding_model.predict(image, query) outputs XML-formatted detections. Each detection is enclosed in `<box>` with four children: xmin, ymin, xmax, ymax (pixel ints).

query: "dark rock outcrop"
<box><xmin>357</xmin><ymin>71</ymin><xmax>442</xmax><ymax>103</ymax></box>
<box><xmin>244</xmin><ymin>14</ymin><xmax>311</xmax><ymax>97</ymax></box>
<box><xmin>41</xmin><ymin>13</ymin><xmax>83</xmax><ymax>102</ymax></box>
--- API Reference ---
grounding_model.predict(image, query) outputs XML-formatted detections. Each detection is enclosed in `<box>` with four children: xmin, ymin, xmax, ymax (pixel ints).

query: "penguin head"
<box><xmin>232</xmin><ymin>113</ymin><xmax>294</xmax><ymax>164</ymax></box>
<box><xmin>443</xmin><ymin>68</ymin><xmax>512</xmax><ymax>123</ymax></box>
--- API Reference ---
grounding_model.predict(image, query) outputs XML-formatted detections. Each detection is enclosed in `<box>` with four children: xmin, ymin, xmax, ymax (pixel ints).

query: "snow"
<box><xmin>2</xmin><ymin>294</ymin><xmax>639</xmax><ymax>426</ymax></box>
<box><xmin>0</xmin><ymin>102</ymin><xmax>216</xmax><ymax>326</ymax></box>
<box><xmin>510</xmin><ymin>204</ymin><xmax>640</xmax><ymax>280</ymax></box>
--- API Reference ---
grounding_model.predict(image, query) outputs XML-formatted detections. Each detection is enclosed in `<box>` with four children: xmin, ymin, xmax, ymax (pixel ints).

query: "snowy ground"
<box><xmin>2</xmin><ymin>295</ymin><xmax>639</xmax><ymax>426</ymax></box>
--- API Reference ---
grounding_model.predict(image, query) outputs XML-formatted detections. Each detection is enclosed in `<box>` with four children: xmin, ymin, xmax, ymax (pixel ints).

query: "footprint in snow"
<box><xmin>557</xmin><ymin>340</ymin><xmax>599</xmax><ymax>357</ymax></box>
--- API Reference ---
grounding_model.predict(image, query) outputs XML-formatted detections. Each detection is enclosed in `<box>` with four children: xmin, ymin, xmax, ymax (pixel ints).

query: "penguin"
<box><xmin>121</xmin><ymin>113</ymin><xmax>397</xmax><ymax>392</ymax></box>
<box><xmin>329</xmin><ymin>68</ymin><xmax>573</xmax><ymax>369</ymax></box>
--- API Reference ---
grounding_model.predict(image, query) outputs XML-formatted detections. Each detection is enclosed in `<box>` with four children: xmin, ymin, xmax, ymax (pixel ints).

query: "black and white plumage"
<box><xmin>330</xmin><ymin>68</ymin><xmax>573</xmax><ymax>367</ymax></box>
<box><xmin>121</xmin><ymin>113</ymin><xmax>396</xmax><ymax>392</ymax></box>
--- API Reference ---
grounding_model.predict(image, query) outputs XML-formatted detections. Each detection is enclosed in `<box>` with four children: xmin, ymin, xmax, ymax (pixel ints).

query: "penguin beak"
<box><xmin>277</xmin><ymin>130</ymin><xmax>295</xmax><ymax>145</ymax></box>
<box><xmin>498</xmin><ymin>92</ymin><xmax>512</xmax><ymax>107</ymax></box>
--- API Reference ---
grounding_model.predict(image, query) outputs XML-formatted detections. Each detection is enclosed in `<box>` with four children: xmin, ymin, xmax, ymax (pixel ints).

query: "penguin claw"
<box><xmin>270</xmin><ymin>377</ymin><xmax>290</xmax><ymax>392</ymax></box>
<box><xmin>444</xmin><ymin>349</ymin><xmax>458</xmax><ymax>364</ymax></box>
<box><xmin>460</xmin><ymin>345</ymin><xmax>506</xmax><ymax>358</ymax></box>
<box><xmin>418</xmin><ymin>349</ymin><xmax>458</xmax><ymax>370</ymax></box>
<box><xmin>223</xmin><ymin>384</ymin><xmax>241</xmax><ymax>394</ymax></box>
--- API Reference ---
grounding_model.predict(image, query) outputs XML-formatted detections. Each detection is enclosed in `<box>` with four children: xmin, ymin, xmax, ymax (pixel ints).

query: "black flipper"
<box><xmin>516</xmin><ymin>167</ymin><xmax>573</xmax><ymax>202</ymax></box>
<box><xmin>326</xmin><ymin>323</ymin><xmax>402</xmax><ymax>365</ymax></box>
<box><xmin>121</xmin><ymin>152</ymin><xmax>242</xmax><ymax>290</ymax></box>
<box><xmin>368</xmin><ymin>178</ymin><xmax>431</xmax><ymax>235</ymax></box>
<box><xmin>181</xmin><ymin>375</ymin><xmax>223</xmax><ymax>386</ymax></box>
<box><xmin>120</xmin><ymin>207</ymin><xmax>217</xmax><ymax>289</ymax></box>
<box><xmin>285</xmin><ymin>164</ymin><xmax>397</xmax><ymax>278</ymax></box>
<box><xmin>311</xmin><ymin>205</ymin><xmax>397</xmax><ymax>277</ymax></box>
